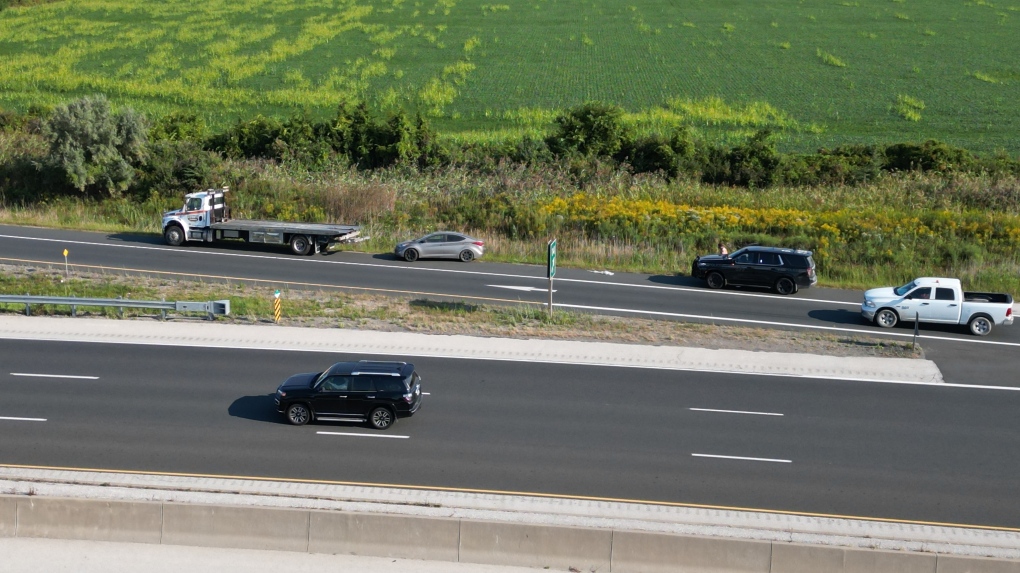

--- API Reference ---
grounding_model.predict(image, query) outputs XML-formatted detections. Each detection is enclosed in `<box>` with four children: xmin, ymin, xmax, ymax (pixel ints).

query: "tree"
<box><xmin>546</xmin><ymin>102</ymin><xmax>631</xmax><ymax>158</ymax></box>
<box><xmin>42</xmin><ymin>95</ymin><xmax>148</xmax><ymax>196</ymax></box>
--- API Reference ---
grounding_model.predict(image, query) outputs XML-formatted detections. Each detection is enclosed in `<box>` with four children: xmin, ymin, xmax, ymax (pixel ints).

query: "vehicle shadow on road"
<box><xmin>106</xmin><ymin>232</ymin><xmax>163</xmax><ymax>246</ymax></box>
<box><xmin>228</xmin><ymin>394</ymin><xmax>286</xmax><ymax>424</ymax></box>
<box><xmin>807</xmin><ymin>309</ymin><xmax>870</xmax><ymax>326</ymax></box>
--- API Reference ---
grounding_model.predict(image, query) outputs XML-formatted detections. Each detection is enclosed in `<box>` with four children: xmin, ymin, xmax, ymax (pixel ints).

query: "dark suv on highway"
<box><xmin>274</xmin><ymin>361</ymin><xmax>422</xmax><ymax>429</ymax></box>
<box><xmin>691</xmin><ymin>246</ymin><xmax>817</xmax><ymax>295</ymax></box>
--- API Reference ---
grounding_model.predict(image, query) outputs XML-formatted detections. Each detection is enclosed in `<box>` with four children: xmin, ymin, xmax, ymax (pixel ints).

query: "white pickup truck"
<box><xmin>862</xmin><ymin>277</ymin><xmax>1014</xmax><ymax>336</ymax></box>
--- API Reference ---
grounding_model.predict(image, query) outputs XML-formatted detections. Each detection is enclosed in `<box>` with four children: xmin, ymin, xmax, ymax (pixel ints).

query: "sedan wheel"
<box><xmin>403</xmin><ymin>249</ymin><xmax>419</xmax><ymax>262</ymax></box>
<box><xmin>874</xmin><ymin>309</ymin><xmax>898</xmax><ymax>329</ymax></box>
<box><xmin>369</xmin><ymin>407</ymin><xmax>393</xmax><ymax>430</ymax></box>
<box><xmin>459</xmin><ymin>249</ymin><xmax>475</xmax><ymax>262</ymax></box>
<box><xmin>286</xmin><ymin>403</ymin><xmax>311</xmax><ymax>426</ymax></box>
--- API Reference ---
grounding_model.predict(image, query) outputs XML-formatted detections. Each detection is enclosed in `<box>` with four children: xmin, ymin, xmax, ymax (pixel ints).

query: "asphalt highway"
<box><xmin>1</xmin><ymin>225</ymin><xmax>1017</xmax><ymax>386</ymax></box>
<box><xmin>2</xmin><ymin>339</ymin><xmax>1019</xmax><ymax>528</ymax></box>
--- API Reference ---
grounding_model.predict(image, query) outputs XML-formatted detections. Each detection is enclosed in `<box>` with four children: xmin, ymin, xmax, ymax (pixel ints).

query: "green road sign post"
<box><xmin>547</xmin><ymin>239</ymin><xmax>557</xmax><ymax>316</ymax></box>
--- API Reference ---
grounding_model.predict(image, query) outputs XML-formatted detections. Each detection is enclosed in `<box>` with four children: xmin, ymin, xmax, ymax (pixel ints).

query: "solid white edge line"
<box><xmin>690</xmin><ymin>408</ymin><xmax>784</xmax><ymax>416</ymax></box>
<box><xmin>0</xmin><ymin>233</ymin><xmax>858</xmax><ymax>306</ymax></box>
<box><xmin>10</xmin><ymin>373</ymin><xmax>99</xmax><ymax>380</ymax></box>
<box><xmin>692</xmin><ymin>453</ymin><xmax>791</xmax><ymax>463</ymax></box>
<box><xmin>0</xmin><ymin>416</ymin><xmax>46</xmax><ymax>422</ymax></box>
<box><xmin>3</xmin><ymin>333</ymin><xmax>1018</xmax><ymax>390</ymax></box>
<box><xmin>316</xmin><ymin>431</ymin><xmax>409</xmax><ymax>439</ymax></box>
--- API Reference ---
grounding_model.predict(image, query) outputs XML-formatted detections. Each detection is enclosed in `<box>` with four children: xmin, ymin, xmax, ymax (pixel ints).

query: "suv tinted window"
<box><xmin>785</xmin><ymin>255</ymin><xmax>810</xmax><ymax>268</ymax></box>
<box><xmin>935</xmin><ymin>288</ymin><xmax>955</xmax><ymax>301</ymax></box>
<box><xmin>757</xmin><ymin>252</ymin><xmax>781</xmax><ymax>265</ymax></box>
<box><xmin>734</xmin><ymin>251</ymin><xmax>753</xmax><ymax>264</ymax></box>
<box><xmin>350</xmin><ymin>377</ymin><xmax>376</xmax><ymax>392</ymax></box>
<box><xmin>377</xmin><ymin>378</ymin><xmax>405</xmax><ymax>393</ymax></box>
<box><xmin>320</xmin><ymin>376</ymin><xmax>350</xmax><ymax>392</ymax></box>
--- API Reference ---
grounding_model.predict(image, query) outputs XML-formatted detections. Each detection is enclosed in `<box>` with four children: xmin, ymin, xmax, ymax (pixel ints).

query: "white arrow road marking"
<box><xmin>487</xmin><ymin>285</ymin><xmax>556</xmax><ymax>293</ymax></box>
<box><xmin>692</xmin><ymin>453</ymin><xmax>791</xmax><ymax>463</ymax></box>
<box><xmin>11</xmin><ymin>373</ymin><xmax>99</xmax><ymax>380</ymax></box>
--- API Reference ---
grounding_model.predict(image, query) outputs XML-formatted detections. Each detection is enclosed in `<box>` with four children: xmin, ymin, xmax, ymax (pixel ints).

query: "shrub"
<box><xmin>884</xmin><ymin>139</ymin><xmax>976</xmax><ymax>173</ymax></box>
<box><xmin>150</xmin><ymin>111</ymin><xmax>207</xmax><ymax>143</ymax></box>
<box><xmin>206</xmin><ymin>115</ymin><xmax>284</xmax><ymax>160</ymax></box>
<box><xmin>135</xmin><ymin>140</ymin><xmax>220</xmax><ymax>198</ymax></box>
<box><xmin>546</xmin><ymin>102</ymin><xmax>631</xmax><ymax>158</ymax></box>
<box><xmin>41</xmin><ymin>95</ymin><xmax>149</xmax><ymax>197</ymax></box>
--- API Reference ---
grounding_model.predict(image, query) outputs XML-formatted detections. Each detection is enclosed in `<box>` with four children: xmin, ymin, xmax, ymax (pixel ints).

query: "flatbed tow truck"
<box><xmin>161</xmin><ymin>187</ymin><xmax>363</xmax><ymax>256</ymax></box>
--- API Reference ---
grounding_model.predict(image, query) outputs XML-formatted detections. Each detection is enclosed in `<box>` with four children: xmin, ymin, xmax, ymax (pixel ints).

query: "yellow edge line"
<box><xmin>0</xmin><ymin>257</ymin><xmax>542</xmax><ymax>307</ymax></box>
<box><xmin>1</xmin><ymin>463</ymin><xmax>1017</xmax><ymax>533</ymax></box>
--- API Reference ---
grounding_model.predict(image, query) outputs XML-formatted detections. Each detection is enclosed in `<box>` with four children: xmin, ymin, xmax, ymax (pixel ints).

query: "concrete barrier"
<box><xmin>459</xmin><ymin>520</ymin><xmax>612</xmax><ymax>570</ymax></box>
<box><xmin>162</xmin><ymin>504</ymin><xmax>308</xmax><ymax>552</ymax></box>
<box><xmin>1</xmin><ymin>495</ymin><xmax>1019</xmax><ymax>572</ymax></box>
<box><xmin>0</xmin><ymin>496</ymin><xmax>16</xmax><ymax>537</ymax></box>
<box><xmin>772</xmin><ymin>543</ymin><xmax>847</xmax><ymax>573</ymax></box>
<box><xmin>937</xmin><ymin>555</ymin><xmax>1020</xmax><ymax>573</ymax></box>
<box><xmin>15</xmin><ymin>497</ymin><xmax>161</xmax><ymax>544</ymax></box>
<box><xmin>308</xmin><ymin>511</ymin><xmax>459</xmax><ymax>561</ymax></box>
<box><xmin>611</xmin><ymin>530</ymin><xmax>772</xmax><ymax>573</ymax></box>
<box><xmin>845</xmin><ymin>547</ymin><xmax>936</xmax><ymax>573</ymax></box>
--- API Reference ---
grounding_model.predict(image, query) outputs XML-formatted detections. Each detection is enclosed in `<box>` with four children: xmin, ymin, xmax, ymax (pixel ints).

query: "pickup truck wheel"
<box><xmin>875</xmin><ymin>309</ymin><xmax>898</xmax><ymax>329</ymax></box>
<box><xmin>289</xmin><ymin>235</ymin><xmax>312</xmax><ymax>256</ymax></box>
<box><xmin>968</xmin><ymin>315</ymin><xmax>993</xmax><ymax>336</ymax></box>
<box><xmin>403</xmin><ymin>249</ymin><xmax>420</xmax><ymax>262</ymax></box>
<box><xmin>286</xmin><ymin>403</ymin><xmax>311</xmax><ymax>426</ymax></box>
<box><xmin>459</xmin><ymin>249</ymin><xmax>475</xmax><ymax>262</ymax></box>
<box><xmin>369</xmin><ymin>407</ymin><xmax>394</xmax><ymax>430</ymax></box>
<box><xmin>774</xmin><ymin>277</ymin><xmax>796</xmax><ymax>295</ymax></box>
<box><xmin>706</xmin><ymin>272</ymin><xmax>725</xmax><ymax>289</ymax></box>
<box><xmin>164</xmin><ymin>225</ymin><xmax>185</xmax><ymax>247</ymax></box>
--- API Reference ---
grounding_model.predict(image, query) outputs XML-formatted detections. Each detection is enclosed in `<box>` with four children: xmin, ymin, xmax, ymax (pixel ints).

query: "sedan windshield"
<box><xmin>893</xmin><ymin>281</ymin><xmax>917</xmax><ymax>296</ymax></box>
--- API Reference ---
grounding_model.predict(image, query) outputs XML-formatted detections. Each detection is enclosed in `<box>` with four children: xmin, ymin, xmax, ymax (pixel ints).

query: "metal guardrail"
<box><xmin>0</xmin><ymin>295</ymin><xmax>230</xmax><ymax>320</ymax></box>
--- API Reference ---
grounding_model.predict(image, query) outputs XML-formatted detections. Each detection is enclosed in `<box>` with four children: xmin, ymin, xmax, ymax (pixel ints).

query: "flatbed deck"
<box><xmin>210</xmin><ymin>220</ymin><xmax>360</xmax><ymax>236</ymax></box>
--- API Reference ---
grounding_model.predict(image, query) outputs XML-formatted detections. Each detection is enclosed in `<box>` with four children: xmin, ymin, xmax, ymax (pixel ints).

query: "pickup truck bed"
<box><xmin>964</xmin><ymin>292</ymin><xmax>1013</xmax><ymax>304</ymax></box>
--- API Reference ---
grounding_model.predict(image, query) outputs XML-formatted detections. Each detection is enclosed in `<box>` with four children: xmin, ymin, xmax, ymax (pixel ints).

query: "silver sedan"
<box><xmin>394</xmin><ymin>232</ymin><xmax>485</xmax><ymax>262</ymax></box>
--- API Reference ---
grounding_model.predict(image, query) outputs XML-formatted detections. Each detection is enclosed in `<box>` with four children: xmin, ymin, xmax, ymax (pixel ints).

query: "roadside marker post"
<box><xmin>547</xmin><ymin>239</ymin><xmax>557</xmax><ymax>317</ymax></box>
<box><xmin>273</xmin><ymin>290</ymin><xmax>282</xmax><ymax>323</ymax></box>
<box><xmin>62</xmin><ymin>249</ymin><xmax>69</xmax><ymax>279</ymax></box>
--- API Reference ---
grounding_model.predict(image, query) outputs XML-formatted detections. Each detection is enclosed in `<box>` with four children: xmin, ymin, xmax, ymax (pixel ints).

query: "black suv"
<box><xmin>691</xmin><ymin>246</ymin><xmax>817</xmax><ymax>295</ymax></box>
<box><xmin>275</xmin><ymin>361</ymin><xmax>422</xmax><ymax>429</ymax></box>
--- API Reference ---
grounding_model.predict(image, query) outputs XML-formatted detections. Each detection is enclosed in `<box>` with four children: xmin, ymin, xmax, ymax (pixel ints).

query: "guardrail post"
<box><xmin>71</xmin><ymin>294</ymin><xmax>76</xmax><ymax>318</ymax></box>
<box><xmin>116</xmin><ymin>296</ymin><xmax>123</xmax><ymax>319</ymax></box>
<box><xmin>24</xmin><ymin>292</ymin><xmax>30</xmax><ymax>316</ymax></box>
<box><xmin>160</xmin><ymin>298</ymin><xmax>166</xmax><ymax>321</ymax></box>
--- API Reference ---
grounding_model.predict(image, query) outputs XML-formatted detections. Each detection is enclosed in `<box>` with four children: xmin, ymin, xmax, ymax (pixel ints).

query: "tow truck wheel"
<box><xmin>164</xmin><ymin>225</ymin><xmax>185</xmax><ymax>246</ymax></box>
<box><xmin>968</xmin><ymin>315</ymin><xmax>993</xmax><ymax>336</ymax></box>
<box><xmin>289</xmin><ymin>234</ymin><xmax>312</xmax><ymax>256</ymax></box>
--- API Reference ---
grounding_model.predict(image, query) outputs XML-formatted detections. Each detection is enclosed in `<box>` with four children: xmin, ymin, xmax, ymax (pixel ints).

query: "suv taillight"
<box><xmin>403</xmin><ymin>392</ymin><xmax>413</xmax><ymax>403</ymax></box>
<box><xmin>807</xmin><ymin>267</ymin><xmax>815</xmax><ymax>277</ymax></box>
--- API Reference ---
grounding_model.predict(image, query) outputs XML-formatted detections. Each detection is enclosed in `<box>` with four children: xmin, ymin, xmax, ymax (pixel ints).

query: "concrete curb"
<box><xmin>0</xmin><ymin>315</ymin><xmax>943</xmax><ymax>384</ymax></box>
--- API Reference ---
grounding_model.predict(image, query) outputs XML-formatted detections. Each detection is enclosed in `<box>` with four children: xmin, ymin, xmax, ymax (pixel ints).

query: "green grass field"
<box><xmin>1</xmin><ymin>0</ymin><xmax>1019</xmax><ymax>151</ymax></box>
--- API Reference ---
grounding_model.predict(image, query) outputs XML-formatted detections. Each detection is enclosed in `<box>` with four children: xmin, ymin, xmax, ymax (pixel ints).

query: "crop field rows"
<box><xmin>0</xmin><ymin>0</ymin><xmax>1018</xmax><ymax>151</ymax></box>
